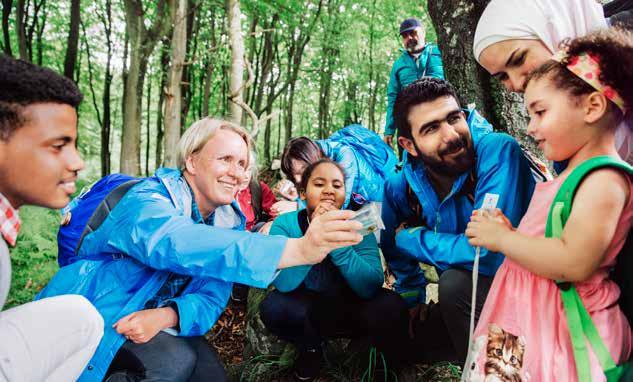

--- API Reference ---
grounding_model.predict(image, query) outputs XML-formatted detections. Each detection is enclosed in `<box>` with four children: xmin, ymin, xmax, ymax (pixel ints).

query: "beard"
<box><xmin>405</xmin><ymin>39</ymin><xmax>425</xmax><ymax>53</ymax></box>
<box><xmin>410</xmin><ymin>134</ymin><xmax>475</xmax><ymax>177</ymax></box>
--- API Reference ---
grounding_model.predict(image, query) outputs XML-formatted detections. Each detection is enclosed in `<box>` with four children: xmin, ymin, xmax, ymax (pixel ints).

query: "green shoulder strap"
<box><xmin>545</xmin><ymin>156</ymin><xmax>633</xmax><ymax>382</ymax></box>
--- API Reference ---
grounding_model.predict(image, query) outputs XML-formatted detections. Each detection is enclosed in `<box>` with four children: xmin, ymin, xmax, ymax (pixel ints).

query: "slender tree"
<box><xmin>163</xmin><ymin>0</ymin><xmax>188</xmax><ymax>168</ymax></box>
<box><xmin>2</xmin><ymin>0</ymin><xmax>12</xmax><ymax>55</ymax></box>
<box><xmin>226</xmin><ymin>0</ymin><xmax>245</xmax><ymax>124</ymax></box>
<box><xmin>63</xmin><ymin>0</ymin><xmax>81</xmax><ymax>80</ymax></box>
<box><xmin>121</xmin><ymin>0</ymin><xmax>169</xmax><ymax>175</ymax></box>
<box><xmin>15</xmin><ymin>0</ymin><xmax>27</xmax><ymax>60</ymax></box>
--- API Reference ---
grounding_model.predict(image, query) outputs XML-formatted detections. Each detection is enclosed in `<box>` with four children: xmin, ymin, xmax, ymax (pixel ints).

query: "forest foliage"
<box><xmin>2</xmin><ymin>0</ymin><xmax>434</xmax><ymax>178</ymax></box>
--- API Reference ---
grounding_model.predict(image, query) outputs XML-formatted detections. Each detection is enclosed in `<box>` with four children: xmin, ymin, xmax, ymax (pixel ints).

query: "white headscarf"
<box><xmin>473</xmin><ymin>0</ymin><xmax>607</xmax><ymax>62</ymax></box>
<box><xmin>472</xmin><ymin>0</ymin><xmax>633</xmax><ymax>165</ymax></box>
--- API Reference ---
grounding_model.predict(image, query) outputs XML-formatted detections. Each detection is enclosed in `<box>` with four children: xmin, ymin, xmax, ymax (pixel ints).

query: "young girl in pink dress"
<box><xmin>464</xmin><ymin>28</ymin><xmax>633</xmax><ymax>381</ymax></box>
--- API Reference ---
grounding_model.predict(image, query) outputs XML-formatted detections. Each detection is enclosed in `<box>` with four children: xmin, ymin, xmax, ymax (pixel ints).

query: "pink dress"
<box><xmin>464</xmin><ymin>174</ymin><xmax>632</xmax><ymax>382</ymax></box>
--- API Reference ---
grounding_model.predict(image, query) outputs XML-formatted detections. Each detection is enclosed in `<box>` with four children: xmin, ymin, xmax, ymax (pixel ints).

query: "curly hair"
<box><xmin>526</xmin><ymin>27</ymin><xmax>633</xmax><ymax>121</ymax></box>
<box><xmin>393</xmin><ymin>77</ymin><xmax>460</xmax><ymax>140</ymax></box>
<box><xmin>0</xmin><ymin>54</ymin><xmax>83</xmax><ymax>140</ymax></box>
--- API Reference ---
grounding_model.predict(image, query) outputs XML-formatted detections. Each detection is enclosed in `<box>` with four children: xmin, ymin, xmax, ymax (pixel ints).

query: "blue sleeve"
<box><xmin>167</xmin><ymin>278</ymin><xmax>231</xmax><ymax>337</ymax></box>
<box><xmin>426</xmin><ymin>44</ymin><xmax>444</xmax><ymax>79</ymax></box>
<box><xmin>330</xmin><ymin>145</ymin><xmax>359</xmax><ymax>207</ymax></box>
<box><xmin>379</xmin><ymin>176</ymin><xmax>427</xmax><ymax>304</ymax></box>
<box><xmin>80</xmin><ymin>185</ymin><xmax>288</xmax><ymax>289</ymax></box>
<box><xmin>384</xmin><ymin>61</ymin><xmax>401</xmax><ymax>137</ymax></box>
<box><xmin>394</xmin><ymin>134</ymin><xmax>535</xmax><ymax>275</ymax></box>
<box><xmin>329</xmin><ymin>233</ymin><xmax>383</xmax><ymax>299</ymax></box>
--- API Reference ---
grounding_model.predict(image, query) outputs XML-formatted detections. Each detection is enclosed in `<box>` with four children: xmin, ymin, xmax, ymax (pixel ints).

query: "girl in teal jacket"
<box><xmin>259</xmin><ymin>158</ymin><xmax>409</xmax><ymax>380</ymax></box>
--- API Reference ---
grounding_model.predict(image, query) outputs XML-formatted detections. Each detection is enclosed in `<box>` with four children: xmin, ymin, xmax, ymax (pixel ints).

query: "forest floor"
<box><xmin>208</xmin><ymin>297</ymin><xmax>461</xmax><ymax>382</ymax></box>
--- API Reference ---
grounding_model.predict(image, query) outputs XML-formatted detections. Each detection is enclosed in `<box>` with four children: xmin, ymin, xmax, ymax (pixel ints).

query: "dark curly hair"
<box><xmin>280</xmin><ymin>136</ymin><xmax>324</xmax><ymax>183</ymax></box>
<box><xmin>298</xmin><ymin>158</ymin><xmax>346</xmax><ymax>194</ymax></box>
<box><xmin>393</xmin><ymin>77</ymin><xmax>460</xmax><ymax>140</ymax></box>
<box><xmin>0</xmin><ymin>54</ymin><xmax>83</xmax><ymax>140</ymax></box>
<box><xmin>526</xmin><ymin>28</ymin><xmax>633</xmax><ymax>122</ymax></box>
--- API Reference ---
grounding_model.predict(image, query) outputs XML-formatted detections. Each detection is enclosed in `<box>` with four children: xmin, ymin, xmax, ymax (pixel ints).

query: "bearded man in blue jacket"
<box><xmin>37</xmin><ymin>118</ymin><xmax>363</xmax><ymax>381</ymax></box>
<box><xmin>380</xmin><ymin>78</ymin><xmax>535</xmax><ymax>364</ymax></box>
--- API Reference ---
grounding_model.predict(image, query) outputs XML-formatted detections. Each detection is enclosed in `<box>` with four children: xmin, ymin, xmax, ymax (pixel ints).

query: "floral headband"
<box><xmin>552</xmin><ymin>50</ymin><xmax>627</xmax><ymax>113</ymax></box>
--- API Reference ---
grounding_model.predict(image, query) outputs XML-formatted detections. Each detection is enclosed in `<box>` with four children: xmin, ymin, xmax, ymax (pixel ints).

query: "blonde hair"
<box><xmin>177</xmin><ymin>117</ymin><xmax>252</xmax><ymax>170</ymax></box>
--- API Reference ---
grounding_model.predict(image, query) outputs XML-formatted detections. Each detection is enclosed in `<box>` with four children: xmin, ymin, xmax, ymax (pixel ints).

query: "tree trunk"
<box><xmin>282</xmin><ymin>0</ymin><xmax>323</xmax><ymax>145</ymax></box>
<box><xmin>63</xmin><ymin>0</ymin><xmax>80</xmax><ymax>81</ymax></box>
<box><xmin>16</xmin><ymin>0</ymin><xmax>27</xmax><ymax>60</ymax></box>
<box><xmin>2</xmin><ymin>0</ymin><xmax>12</xmax><ymax>55</ymax></box>
<box><xmin>34</xmin><ymin>0</ymin><xmax>46</xmax><ymax>65</ymax></box>
<box><xmin>121</xmin><ymin>0</ymin><xmax>168</xmax><ymax>175</ymax></box>
<box><xmin>367</xmin><ymin>0</ymin><xmax>376</xmax><ymax>132</ymax></box>
<box><xmin>226</xmin><ymin>0</ymin><xmax>244</xmax><ymax>124</ymax></box>
<box><xmin>180</xmin><ymin>0</ymin><xmax>197</xmax><ymax>125</ymax></box>
<box><xmin>145</xmin><ymin>76</ymin><xmax>151</xmax><ymax>176</ymax></box>
<box><xmin>253</xmin><ymin>14</ymin><xmax>277</xmax><ymax>117</ymax></box>
<box><xmin>163</xmin><ymin>0</ymin><xmax>187</xmax><ymax>168</ymax></box>
<box><xmin>121</xmin><ymin>21</ymin><xmax>144</xmax><ymax>175</ymax></box>
<box><xmin>155</xmin><ymin>39</ymin><xmax>169</xmax><ymax>169</ymax></box>
<box><xmin>201</xmin><ymin>7</ymin><xmax>216</xmax><ymax>117</ymax></box>
<box><xmin>100</xmin><ymin>0</ymin><xmax>113</xmax><ymax>177</ymax></box>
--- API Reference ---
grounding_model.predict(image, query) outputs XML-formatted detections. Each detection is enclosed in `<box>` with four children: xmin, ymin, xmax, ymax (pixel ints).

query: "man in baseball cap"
<box><xmin>383</xmin><ymin>18</ymin><xmax>445</xmax><ymax>149</ymax></box>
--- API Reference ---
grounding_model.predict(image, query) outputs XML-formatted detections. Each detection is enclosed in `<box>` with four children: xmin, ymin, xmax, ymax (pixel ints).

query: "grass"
<box><xmin>4</xmin><ymin>178</ymin><xmax>93</xmax><ymax>309</ymax></box>
<box><xmin>5</xmin><ymin>205</ymin><xmax>60</xmax><ymax>308</ymax></box>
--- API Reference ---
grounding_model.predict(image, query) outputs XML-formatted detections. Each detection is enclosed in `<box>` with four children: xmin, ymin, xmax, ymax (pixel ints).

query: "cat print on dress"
<box><xmin>483</xmin><ymin>324</ymin><xmax>526</xmax><ymax>382</ymax></box>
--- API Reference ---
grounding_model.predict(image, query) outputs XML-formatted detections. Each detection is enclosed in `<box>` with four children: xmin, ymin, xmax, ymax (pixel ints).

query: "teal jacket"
<box><xmin>36</xmin><ymin>168</ymin><xmax>288</xmax><ymax>381</ymax></box>
<box><xmin>384</xmin><ymin>44</ymin><xmax>444</xmax><ymax>136</ymax></box>
<box><xmin>271</xmin><ymin>210</ymin><xmax>383</xmax><ymax>299</ymax></box>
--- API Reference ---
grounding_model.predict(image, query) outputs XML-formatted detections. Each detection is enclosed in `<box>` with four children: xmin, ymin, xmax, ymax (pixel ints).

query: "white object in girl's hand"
<box><xmin>351</xmin><ymin>203</ymin><xmax>385</xmax><ymax>236</ymax></box>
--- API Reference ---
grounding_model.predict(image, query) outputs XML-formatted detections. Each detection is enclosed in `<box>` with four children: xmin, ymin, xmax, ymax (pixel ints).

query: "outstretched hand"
<box><xmin>278</xmin><ymin>209</ymin><xmax>362</xmax><ymax>268</ymax></box>
<box><xmin>113</xmin><ymin>307</ymin><xmax>179</xmax><ymax>344</ymax></box>
<box><xmin>465</xmin><ymin>208</ymin><xmax>513</xmax><ymax>252</ymax></box>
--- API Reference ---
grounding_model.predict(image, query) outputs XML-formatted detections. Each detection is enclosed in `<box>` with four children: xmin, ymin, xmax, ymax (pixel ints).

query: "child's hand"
<box><xmin>465</xmin><ymin>209</ymin><xmax>513</xmax><ymax>252</ymax></box>
<box><xmin>113</xmin><ymin>307</ymin><xmax>179</xmax><ymax>344</ymax></box>
<box><xmin>312</xmin><ymin>201</ymin><xmax>338</xmax><ymax>220</ymax></box>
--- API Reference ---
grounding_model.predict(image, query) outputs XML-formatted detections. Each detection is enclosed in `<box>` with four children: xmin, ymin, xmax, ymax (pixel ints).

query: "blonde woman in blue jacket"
<box><xmin>259</xmin><ymin>158</ymin><xmax>409</xmax><ymax>381</ymax></box>
<box><xmin>36</xmin><ymin>119</ymin><xmax>364</xmax><ymax>381</ymax></box>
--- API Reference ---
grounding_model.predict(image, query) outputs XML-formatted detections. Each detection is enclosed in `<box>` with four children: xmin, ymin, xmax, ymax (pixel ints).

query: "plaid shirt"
<box><xmin>144</xmin><ymin>178</ymin><xmax>205</xmax><ymax>310</ymax></box>
<box><xmin>0</xmin><ymin>193</ymin><xmax>20</xmax><ymax>247</ymax></box>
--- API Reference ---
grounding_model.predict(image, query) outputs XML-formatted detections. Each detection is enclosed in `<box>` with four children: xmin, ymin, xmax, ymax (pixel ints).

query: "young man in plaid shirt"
<box><xmin>0</xmin><ymin>54</ymin><xmax>103</xmax><ymax>381</ymax></box>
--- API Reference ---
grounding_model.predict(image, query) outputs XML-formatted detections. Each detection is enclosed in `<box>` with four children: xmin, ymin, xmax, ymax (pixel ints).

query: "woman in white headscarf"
<box><xmin>473</xmin><ymin>0</ymin><xmax>633</xmax><ymax>165</ymax></box>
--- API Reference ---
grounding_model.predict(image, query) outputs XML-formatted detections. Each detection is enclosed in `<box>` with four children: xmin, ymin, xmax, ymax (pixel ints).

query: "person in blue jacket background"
<box><xmin>274</xmin><ymin>124</ymin><xmax>397</xmax><ymax>216</ymax></box>
<box><xmin>383</xmin><ymin>17</ymin><xmax>444</xmax><ymax>148</ymax></box>
<box><xmin>260</xmin><ymin>158</ymin><xmax>409</xmax><ymax>380</ymax></box>
<box><xmin>36</xmin><ymin>118</ymin><xmax>364</xmax><ymax>382</ymax></box>
<box><xmin>381</xmin><ymin>78</ymin><xmax>535</xmax><ymax>364</ymax></box>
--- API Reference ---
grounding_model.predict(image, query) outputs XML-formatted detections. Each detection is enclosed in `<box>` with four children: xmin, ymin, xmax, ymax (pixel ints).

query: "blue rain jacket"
<box><xmin>380</xmin><ymin>110</ymin><xmax>535</xmax><ymax>306</ymax></box>
<box><xmin>384</xmin><ymin>44</ymin><xmax>444</xmax><ymax>136</ymax></box>
<box><xmin>36</xmin><ymin>168</ymin><xmax>287</xmax><ymax>381</ymax></box>
<box><xmin>317</xmin><ymin>124</ymin><xmax>397</xmax><ymax>206</ymax></box>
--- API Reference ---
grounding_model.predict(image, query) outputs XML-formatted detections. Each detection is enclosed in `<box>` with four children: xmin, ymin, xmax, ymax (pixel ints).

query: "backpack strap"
<box><xmin>74</xmin><ymin>179</ymin><xmax>142</xmax><ymax>255</ymax></box>
<box><xmin>545</xmin><ymin>156</ymin><xmax>633</xmax><ymax>382</ymax></box>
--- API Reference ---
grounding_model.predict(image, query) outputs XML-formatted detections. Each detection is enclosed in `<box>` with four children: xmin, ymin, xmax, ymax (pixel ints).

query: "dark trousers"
<box><xmin>411</xmin><ymin>268</ymin><xmax>493</xmax><ymax>365</ymax></box>
<box><xmin>104</xmin><ymin>332</ymin><xmax>227</xmax><ymax>382</ymax></box>
<box><xmin>259</xmin><ymin>287</ymin><xmax>409</xmax><ymax>364</ymax></box>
